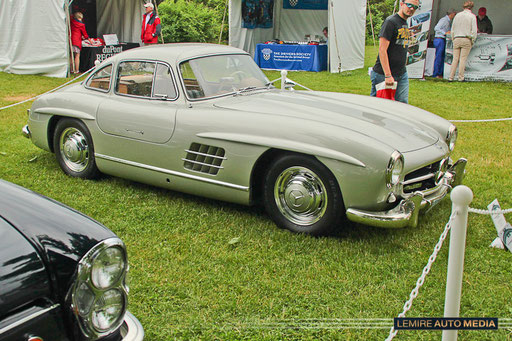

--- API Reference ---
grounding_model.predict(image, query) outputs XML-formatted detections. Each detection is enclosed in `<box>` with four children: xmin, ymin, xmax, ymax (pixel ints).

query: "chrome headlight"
<box><xmin>446</xmin><ymin>125</ymin><xmax>457</xmax><ymax>152</ymax></box>
<box><xmin>386</xmin><ymin>151</ymin><xmax>404</xmax><ymax>189</ymax></box>
<box><xmin>70</xmin><ymin>238</ymin><xmax>128</xmax><ymax>339</ymax></box>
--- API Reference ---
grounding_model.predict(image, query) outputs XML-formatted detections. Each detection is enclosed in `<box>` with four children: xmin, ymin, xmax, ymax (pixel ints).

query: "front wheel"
<box><xmin>263</xmin><ymin>154</ymin><xmax>344</xmax><ymax>235</ymax></box>
<box><xmin>53</xmin><ymin>118</ymin><xmax>99</xmax><ymax>179</ymax></box>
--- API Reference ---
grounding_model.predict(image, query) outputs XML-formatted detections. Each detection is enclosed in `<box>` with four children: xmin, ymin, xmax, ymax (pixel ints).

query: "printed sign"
<box><xmin>242</xmin><ymin>0</ymin><xmax>274</xmax><ymax>29</ymax></box>
<box><xmin>406</xmin><ymin>0</ymin><xmax>433</xmax><ymax>78</ymax></box>
<box><xmin>254</xmin><ymin>44</ymin><xmax>327</xmax><ymax>72</ymax></box>
<box><xmin>283</xmin><ymin>0</ymin><xmax>328</xmax><ymax>10</ymax></box>
<box><xmin>103</xmin><ymin>34</ymin><xmax>119</xmax><ymax>46</ymax></box>
<box><xmin>445</xmin><ymin>35</ymin><xmax>512</xmax><ymax>81</ymax></box>
<box><xmin>95</xmin><ymin>45</ymin><xmax>123</xmax><ymax>62</ymax></box>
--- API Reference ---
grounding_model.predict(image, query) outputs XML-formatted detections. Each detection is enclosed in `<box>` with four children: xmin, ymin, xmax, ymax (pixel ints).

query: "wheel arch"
<box><xmin>249</xmin><ymin>149</ymin><xmax>345</xmax><ymax>208</ymax></box>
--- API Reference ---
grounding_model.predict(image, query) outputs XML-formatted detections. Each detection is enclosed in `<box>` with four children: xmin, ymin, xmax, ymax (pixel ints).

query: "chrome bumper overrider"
<box><xmin>22</xmin><ymin>124</ymin><xmax>31</xmax><ymax>139</ymax></box>
<box><xmin>346</xmin><ymin>158</ymin><xmax>467</xmax><ymax>228</ymax></box>
<box><xmin>120</xmin><ymin>311</ymin><xmax>144</xmax><ymax>341</ymax></box>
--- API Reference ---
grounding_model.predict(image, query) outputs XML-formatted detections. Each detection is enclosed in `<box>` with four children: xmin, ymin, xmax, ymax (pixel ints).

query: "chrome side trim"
<box><xmin>95</xmin><ymin>153</ymin><xmax>249</xmax><ymax>192</ymax></box>
<box><xmin>181</xmin><ymin>158</ymin><xmax>224</xmax><ymax>169</ymax></box>
<box><xmin>0</xmin><ymin>304</ymin><xmax>60</xmax><ymax>335</ymax></box>
<box><xmin>184</xmin><ymin>149</ymin><xmax>227</xmax><ymax>160</ymax></box>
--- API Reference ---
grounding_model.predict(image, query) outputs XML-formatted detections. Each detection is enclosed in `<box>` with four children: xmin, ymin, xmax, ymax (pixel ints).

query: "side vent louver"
<box><xmin>183</xmin><ymin>143</ymin><xmax>226</xmax><ymax>175</ymax></box>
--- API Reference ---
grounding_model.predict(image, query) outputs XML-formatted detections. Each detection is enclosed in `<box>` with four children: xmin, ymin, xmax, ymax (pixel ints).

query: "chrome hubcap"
<box><xmin>274</xmin><ymin>166</ymin><xmax>327</xmax><ymax>225</ymax></box>
<box><xmin>59</xmin><ymin>127</ymin><xmax>89</xmax><ymax>172</ymax></box>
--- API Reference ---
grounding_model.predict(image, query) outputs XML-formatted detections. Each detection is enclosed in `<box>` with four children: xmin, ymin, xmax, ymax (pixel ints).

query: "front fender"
<box><xmin>196</xmin><ymin>132</ymin><xmax>366</xmax><ymax>168</ymax></box>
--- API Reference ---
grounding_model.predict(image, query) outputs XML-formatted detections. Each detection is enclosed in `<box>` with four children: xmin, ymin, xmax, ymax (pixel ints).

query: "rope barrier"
<box><xmin>450</xmin><ymin>117</ymin><xmax>512</xmax><ymax>123</ymax></box>
<box><xmin>468</xmin><ymin>207</ymin><xmax>512</xmax><ymax>215</ymax></box>
<box><xmin>387</xmin><ymin>201</ymin><xmax>511</xmax><ymax>340</ymax></box>
<box><xmin>0</xmin><ymin>67</ymin><xmax>94</xmax><ymax>111</ymax></box>
<box><xmin>385</xmin><ymin>212</ymin><xmax>456</xmax><ymax>341</ymax></box>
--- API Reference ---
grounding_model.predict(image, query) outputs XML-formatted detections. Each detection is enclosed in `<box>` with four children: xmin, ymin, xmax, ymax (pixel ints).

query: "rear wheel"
<box><xmin>263</xmin><ymin>154</ymin><xmax>344</xmax><ymax>235</ymax></box>
<box><xmin>53</xmin><ymin>118</ymin><xmax>99</xmax><ymax>179</ymax></box>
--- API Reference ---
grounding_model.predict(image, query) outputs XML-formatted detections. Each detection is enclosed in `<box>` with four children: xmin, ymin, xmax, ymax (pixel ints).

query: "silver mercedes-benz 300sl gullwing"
<box><xmin>22</xmin><ymin>43</ymin><xmax>466</xmax><ymax>235</ymax></box>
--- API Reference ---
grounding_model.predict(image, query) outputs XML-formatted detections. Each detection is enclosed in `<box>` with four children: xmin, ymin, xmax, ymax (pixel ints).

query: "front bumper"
<box><xmin>346</xmin><ymin>158</ymin><xmax>467</xmax><ymax>228</ymax></box>
<box><xmin>120</xmin><ymin>311</ymin><xmax>144</xmax><ymax>341</ymax></box>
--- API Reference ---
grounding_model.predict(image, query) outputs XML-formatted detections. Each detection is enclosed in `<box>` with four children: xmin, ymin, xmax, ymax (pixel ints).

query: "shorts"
<box><xmin>72</xmin><ymin>46</ymin><xmax>80</xmax><ymax>53</ymax></box>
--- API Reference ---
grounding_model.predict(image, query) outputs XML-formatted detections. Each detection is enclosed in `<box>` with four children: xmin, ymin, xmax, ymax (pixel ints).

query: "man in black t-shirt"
<box><xmin>370</xmin><ymin>0</ymin><xmax>419</xmax><ymax>103</ymax></box>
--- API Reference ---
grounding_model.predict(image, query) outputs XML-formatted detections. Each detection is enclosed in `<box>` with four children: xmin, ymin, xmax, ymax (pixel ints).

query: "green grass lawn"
<box><xmin>1</xmin><ymin>46</ymin><xmax>511</xmax><ymax>340</ymax></box>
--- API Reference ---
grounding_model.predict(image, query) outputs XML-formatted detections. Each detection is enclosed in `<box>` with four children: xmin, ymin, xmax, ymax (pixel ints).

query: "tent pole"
<box><xmin>218</xmin><ymin>0</ymin><xmax>229</xmax><ymax>44</ymax></box>
<box><xmin>329</xmin><ymin>0</ymin><xmax>342</xmax><ymax>73</ymax></box>
<box><xmin>367</xmin><ymin>0</ymin><xmax>376</xmax><ymax>47</ymax></box>
<box><xmin>153</xmin><ymin>0</ymin><xmax>164</xmax><ymax>43</ymax></box>
<box><xmin>66</xmin><ymin>0</ymin><xmax>75</xmax><ymax>76</ymax></box>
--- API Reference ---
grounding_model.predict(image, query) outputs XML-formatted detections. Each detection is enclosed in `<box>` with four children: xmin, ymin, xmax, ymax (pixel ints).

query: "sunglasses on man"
<box><xmin>403</xmin><ymin>2</ymin><xmax>419</xmax><ymax>10</ymax></box>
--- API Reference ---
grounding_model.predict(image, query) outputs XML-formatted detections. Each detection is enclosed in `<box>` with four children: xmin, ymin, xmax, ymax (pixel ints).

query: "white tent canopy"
<box><xmin>229</xmin><ymin>0</ymin><xmax>367</xmax><ymax>73</ymax></box>
<box><xmin>0</xmin><ymin>0</ymin><xmax>144</xmax><ymax>78</ymax></box>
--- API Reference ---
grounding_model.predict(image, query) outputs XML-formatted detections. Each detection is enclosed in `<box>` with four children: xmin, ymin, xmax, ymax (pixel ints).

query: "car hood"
<box><xmin>213</xmin><ymin>90</ymin><xmax>443</xmax><ymax>153</ymax></box>
<box><xmin>0</xmin><ymin>180</ymin><xmax>116</xmax><ymax>300</ymax></box>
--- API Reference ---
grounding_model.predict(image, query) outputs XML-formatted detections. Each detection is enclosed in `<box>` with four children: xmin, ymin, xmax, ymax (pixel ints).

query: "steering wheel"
<box><xmin>229</xmin><ymin>71</ymin><xmax>248</xmax><ymax>83</ymax></box>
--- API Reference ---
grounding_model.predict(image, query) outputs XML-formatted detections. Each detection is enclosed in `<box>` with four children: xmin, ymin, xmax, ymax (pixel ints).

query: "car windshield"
<box><xmin>180</xmin><ymin>54</ymin><xmax>270</xmax><ymax>99</ymax></box>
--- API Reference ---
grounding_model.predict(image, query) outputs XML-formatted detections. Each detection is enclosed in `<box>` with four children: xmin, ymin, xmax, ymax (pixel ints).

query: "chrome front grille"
<box><xmin>183</xmin><ymin>143</ymin><xmax>226</xmax><ymax>175</ymax></box>
<box><xmin>402</xmin><ymin>160</ymin><xmax>441</xmax><ymax>193</ymax></box>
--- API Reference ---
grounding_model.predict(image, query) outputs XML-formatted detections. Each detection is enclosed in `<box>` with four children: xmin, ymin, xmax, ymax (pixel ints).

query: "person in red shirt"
<box><xmin>70</xmin><ymin>12</ymin><xmax>91</xmax><ymax>74</ymax></box>
<box><xmin>141</xmin><ymin>3</ymin><xmax>161</xmax><ymax>45</ymax></box>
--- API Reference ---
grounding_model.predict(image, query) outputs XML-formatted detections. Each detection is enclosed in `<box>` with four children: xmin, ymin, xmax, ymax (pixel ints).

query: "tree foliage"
<box><xmin>157</xmin><ymin>0</ymin><xmax>395</xmax><ymax>45</ymax></box>
<box><xmin>366</xmin><ymin>0</ymin><xmax>396</xmax><ymax>44</ymax></box>
<box><xmin>158</xmin><ymin>0</ymin><xmax>225</xmax><ymax>43</ymax></box>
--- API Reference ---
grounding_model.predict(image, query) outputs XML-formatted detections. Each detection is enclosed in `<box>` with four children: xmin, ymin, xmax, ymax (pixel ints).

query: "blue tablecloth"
<box><xmin>255</xmin><ymin>44</ymin><xmax>327</xmax><ymax>72</ymax></box>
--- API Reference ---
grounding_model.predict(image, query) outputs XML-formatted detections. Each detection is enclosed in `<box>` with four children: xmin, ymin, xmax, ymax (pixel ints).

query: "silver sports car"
<box><xmin>23</xmin><ymin>43</ymin><xmax>466</xmax><ymax>235</ymax></box>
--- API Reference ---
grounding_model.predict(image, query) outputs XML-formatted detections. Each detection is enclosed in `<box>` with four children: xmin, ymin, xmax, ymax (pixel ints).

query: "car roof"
<box><xmin>111</xmin><ymin>43</ymin><xmax>249</xmax><ymax>65</ymax></box>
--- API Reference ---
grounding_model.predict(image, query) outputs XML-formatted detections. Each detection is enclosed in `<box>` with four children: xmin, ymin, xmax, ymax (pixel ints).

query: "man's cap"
<box><xmin>144</xmin><ymin>3</ymin><xmax>154</xmax><ymax>9</ymax></box>
<box><xmin>447</xmin><ymin>8</ymin><xmax>456</xmax><ymax>15</ymax></box>
<box><xmin>478</xmin><ymin>7</ymin><xmax>486</xmax><ymax>16</ymax></box>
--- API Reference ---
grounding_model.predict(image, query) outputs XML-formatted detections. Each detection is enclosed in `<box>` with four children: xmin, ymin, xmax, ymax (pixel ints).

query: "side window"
<box><xmin>153</xmin><ymin>64</ymin><xmax>177</xmax><ymax>99</ymax></box>
<box><xmin>115</xmin><ymin>61</ymin><xmax>155</xmax><ymax>97</ymax></box>
<box><xmin>180</xmin><ymin>61</ymin><xmax>205</xmax><ymax>99</ymax></box>
<box><xmin>86</xmin><ymin>65</ymin><xmax>112</xmax><ymax>91</ymax></box>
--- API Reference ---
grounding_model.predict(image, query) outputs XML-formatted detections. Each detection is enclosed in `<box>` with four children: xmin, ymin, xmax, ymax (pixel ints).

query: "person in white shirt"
<box><xmin>448</xmin><ymin>1</ymin><xmax>477</xmax><ymax>81</ymax></box>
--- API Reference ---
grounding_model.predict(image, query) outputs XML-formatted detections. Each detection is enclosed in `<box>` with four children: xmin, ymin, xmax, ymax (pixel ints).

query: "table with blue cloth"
<box><xmin>254</xmin><ymin>43</ymin><xmax>327</xmax><ymax>72</ymax></box>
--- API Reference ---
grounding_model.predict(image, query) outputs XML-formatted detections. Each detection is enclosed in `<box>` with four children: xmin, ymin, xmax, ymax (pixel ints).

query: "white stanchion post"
<box><xmin>280</xmin><ymin>70</ymin><xmax>287</xmax><ymax>91</ymax></box>
<box><xmin>442</xmin><ymin>185</ymin><xmax>473</xmax><ymax>341</ymax></box>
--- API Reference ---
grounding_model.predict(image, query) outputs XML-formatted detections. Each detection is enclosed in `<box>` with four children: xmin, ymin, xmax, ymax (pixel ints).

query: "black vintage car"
<box><xmin>0</xmin><ymin>180</ymin><xmax>144</xmax><ymax>340</ymax></box>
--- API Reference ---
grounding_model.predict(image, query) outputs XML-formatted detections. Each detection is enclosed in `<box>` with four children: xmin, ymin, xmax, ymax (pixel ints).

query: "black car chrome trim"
<box><xmin>95</xmin><ymin>153</ymin><xmax>249</xmax><ymax>191</ymax></box>
<box><xmin>0</xmin><ymin>304</ymin><xmax>60</xmax><ymax>335</ymax></box>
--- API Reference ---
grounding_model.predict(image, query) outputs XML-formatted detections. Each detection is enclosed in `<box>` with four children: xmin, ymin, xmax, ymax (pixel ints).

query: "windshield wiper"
<box><xmin>234</xmin><ymin>86</ymin><xmax>261</xmax><ymax>96</ymax></box>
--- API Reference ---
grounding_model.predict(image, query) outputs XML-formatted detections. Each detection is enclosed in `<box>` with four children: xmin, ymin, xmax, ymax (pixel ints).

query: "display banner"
<box><xmin>283</xmin><ymin>0</ymin><xmax>328</xmax><ymax>10</ymax></box>
<box><xmin>242</xmin><ymin>0</ymin><xmax>274</xmax><ymax>29</ymax></box>
<box><xmin>406</xmin><ymin>0</ymin><xmax>433</xmax><ymax>78</ymax></box>
<box><xmin>445</xmin><ymin>35</ymin><xmax>512</xmax><ymax>81</ymax></box>
<box><xmin>254</xmin><ymin>44</ymin><xmax>327</xmax><ymax>72</ymax></box>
